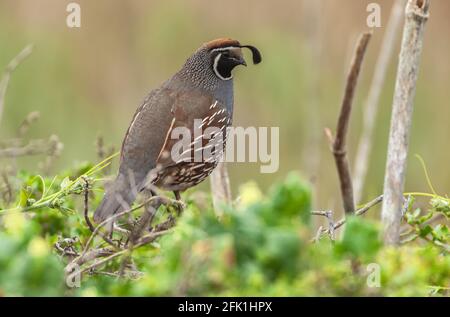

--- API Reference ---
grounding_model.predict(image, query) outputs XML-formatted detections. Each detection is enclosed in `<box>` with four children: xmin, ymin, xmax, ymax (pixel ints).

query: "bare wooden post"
<box><xmin>353</xmin><ymin>0</ymin><xmax>405</xmax><ymax>203</ymax></box>
<box><xmin>326</xmin><ymin>32</ymin><xmax>371</xmax><ymax>214</ymax></box>
<box><xmin>382</xmin><ymin>0</ymin><xmax>430</xmax><ymax>245</ymax></box>
<box><xmin>210</xmin><ymin>161</ymin><xmax>232</xmax><ymax>217</ymax></box>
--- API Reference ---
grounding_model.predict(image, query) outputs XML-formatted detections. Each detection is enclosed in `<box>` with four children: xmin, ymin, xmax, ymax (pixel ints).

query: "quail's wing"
<box><xmin>118</xmin><ymin>87</ymin><xmax>178</xmax><ymax>186</ymax></box>
<box><xmin>155</xmin><ymin>91</ymin><xmax>230</xmax><ymax>168</ymax></box>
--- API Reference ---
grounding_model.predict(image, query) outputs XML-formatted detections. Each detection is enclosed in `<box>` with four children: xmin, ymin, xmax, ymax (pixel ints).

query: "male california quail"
<box><xmin>94</xmin><ymin>38</ymin><xmax>261</xmax><ymax>223</ymax></box>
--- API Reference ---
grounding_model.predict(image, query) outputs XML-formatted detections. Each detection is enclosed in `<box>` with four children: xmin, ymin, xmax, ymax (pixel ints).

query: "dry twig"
<box><xmin>66</xmin><ymin>193</ymin><xmax>184</xmax><ymax>280</ymax></box>
<box><xmin>0</xmin><ymin>135</ymin><xmax>63</xmax><ymax>158</ymax></box>
<box><xmin>326</xmin><ymin>32</ymin><xmax>372</xmax><ymax>214</ymax></box>
<box><xmin>311</xmin><ymin>194</ymin><xmax>383</xmax><ymax>242</ymax></box>
<box><xmin>0</xmin><ymin>45</ymin><xmax>33</xmax><ymax>126</ymax></box>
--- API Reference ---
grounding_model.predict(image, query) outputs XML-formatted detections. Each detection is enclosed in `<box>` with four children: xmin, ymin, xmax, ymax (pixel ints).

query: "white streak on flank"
<box><xmin>209</xmin><ymin>101</ymin><xmax>218</xmax><ymax>109</ymax></box>
<box><xmin>208</xmin><ymin>112</ymin><xmax>223</xmax><ymax>125</ymax></box>
<box><xmin>156</xmin><ymin>117</ymin><xmax>176</xmax><ymax>161</ymax></box>
<box><xmin>213</xmin><ymin>53</ymin><xmax>233</xmax><ymax>81</ymax></box>
<box><xmin>203</xmin><ymin>143</ymin><xmax>214</xmax><ymax>150</ymax></box>
<box><xmin>180</xmin><ymin>148</ymin><xmax>192</xmax><ymax>156</ymax></box>
<box><xmin>128</xmin><ymin>111</ymin><xmax>142</xmax><ymax>134</ymax></box>
<box><xmin>209</xmin><ymin>111</ymin><xmax>219</xmax><ymax>120</ymax></box>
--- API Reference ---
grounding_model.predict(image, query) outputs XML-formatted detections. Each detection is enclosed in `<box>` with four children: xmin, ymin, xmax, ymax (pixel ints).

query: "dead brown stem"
<box><xmin>327</xmin><ymin>32</ymin><xmax>372</xmax><ymax>214</ymax></box>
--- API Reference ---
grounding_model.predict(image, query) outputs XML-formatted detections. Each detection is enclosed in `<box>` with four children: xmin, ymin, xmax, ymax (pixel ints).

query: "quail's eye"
<box><xmin>222</xmin><ymin>51</ymin><xmax>231</xmax><ymax>58</ymax></box>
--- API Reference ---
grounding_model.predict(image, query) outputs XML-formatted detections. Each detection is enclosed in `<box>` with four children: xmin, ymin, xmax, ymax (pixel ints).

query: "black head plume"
<box><xmin>240</xmin><ymin>45</ymin><xmax>262</xmax><ymax>64</ymax></box>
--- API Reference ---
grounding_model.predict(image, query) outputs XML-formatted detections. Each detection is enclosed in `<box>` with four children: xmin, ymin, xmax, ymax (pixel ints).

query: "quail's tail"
<box><xmin>93</xmin><ymin>173</ymin><xmax>137</xmax><ymax>224</ymax></box>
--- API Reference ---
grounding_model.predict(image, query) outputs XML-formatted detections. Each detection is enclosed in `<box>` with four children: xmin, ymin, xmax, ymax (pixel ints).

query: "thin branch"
<box><xmin>313</xmin><ymin>225</ymin><xmax>324</xmax><ymax>243</ymax></box>
<box><xmin>80</xmin><ymin>176</ymin><xmax>117</xmax><ymax>249</ymax></box>
<box><xmin>334</xmin><ymin>194</ymin><xmax>383</xmax><ymax>230</ymax></box>
<box><xmin>327</xmin><ymin>32</ymin><xmax>372</xmax><ymax>213</ymax></box>
<box><xmin>17</xmin><ymin>111</ymin><xmax>40</xmax><ymax>137</ymax></box>
<box><xmin>382</xmin><ymin>0</ymin><xmax>430</xmax><ymax>245</ymax></box>
<box><xmin>77</xmin><ymin>196</ymin><xmax>168</xmax><ymax>261</ymax></box>
<box><xmin>353</xmin><ymin>0</ymin><xmax>406</xmax><ymax>203</ymax></box>
<box><xmin>0</xmin><ymin>136</ymin><xmax>63</xmax><ymax>158</ymax></box>
<box><xmin>72</xmin><ymin>195</ymin><xmax>181</xmax><ymax>275</ymax></box>
<box><xmin>120</xmin><ymin>194</ymin><xmax>162</xmax><ymax>276</ymax></box>
<box><xmin>0</xmin><ymin>45</ymin><xmax>33</xmax><ymax>126</ymax></box>
<box><xmin>311</xmin><ymin>210</ymin><xmax>335</xmax><ymax>240</ymax></box>
<box><xmin>0</xmin><ymin>172</ymin><xmax>13</xmax><ymax>205</ymax></box>
<box><xmin>68</xmin><ymin>229</ymin><xmax>170</xmax><ymax>280</ymax></box>
<box><xmin>74</xmin><ymin>248</ymin><xmax>115</xmax><ymax>267</ymax></box>
<box><xmin>311</xmin><ymin>194</ymin><xmax>383</xmax><ymax>242</ymax></box>
<box><xmin>82</xmin><ymin>177</ymin><xmax>95</xmax><ymax>233</ymax></box>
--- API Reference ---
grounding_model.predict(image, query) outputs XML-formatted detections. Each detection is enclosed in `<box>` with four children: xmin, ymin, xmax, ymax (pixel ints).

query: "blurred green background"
<box><xmin>1</xmin><ymin>0</ymin><xmax>449</xmax><ymax>214</ymax></box>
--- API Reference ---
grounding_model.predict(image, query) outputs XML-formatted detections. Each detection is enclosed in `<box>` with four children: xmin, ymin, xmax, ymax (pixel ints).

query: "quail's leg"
<box><xmin>172</xmin><ymin>190</ymin><xmax>185</xmax><ymax>214</ymax></box>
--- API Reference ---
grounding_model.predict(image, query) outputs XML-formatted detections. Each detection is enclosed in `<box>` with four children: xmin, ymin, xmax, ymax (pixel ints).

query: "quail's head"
<box><xmin>179</xmin><ymin>38</ymin><xmax>262</xmax><ymax>87</ymax></box>
<box><xmin>203</xmin><ymin>38</ymin><xmax>262</xmax><ymax>80</ymax></box>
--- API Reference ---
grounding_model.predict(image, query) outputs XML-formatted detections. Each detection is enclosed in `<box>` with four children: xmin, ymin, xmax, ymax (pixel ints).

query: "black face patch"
<box><xmin>211</xmin><ymin>50</ymin><xmax>243</xmax><ymax>80</ymax></box>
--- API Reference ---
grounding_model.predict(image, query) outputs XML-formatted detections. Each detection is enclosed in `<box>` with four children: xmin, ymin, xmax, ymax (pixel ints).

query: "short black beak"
<box><xmin>238</xmin><ymin>56</ymin><xmax>247</xmax><ymax>67</ymax></box>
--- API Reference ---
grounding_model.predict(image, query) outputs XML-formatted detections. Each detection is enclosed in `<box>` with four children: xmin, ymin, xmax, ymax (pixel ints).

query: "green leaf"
<box><xmin>336</xmin><ymin>216</ymin><xmax>381</xmax><ymax>260</ymax></box>
<box><xmin>418</xmin><ymin>212</ymin><xmax>434</xmax><ymax>224</ymax></box>
<box><xmin>60</xmin><ymin>177</ymin><xmax>71</xmax><ymax>190</ymax></box>
<box><xmin>401</xmin><ymin>234</ymin><xmax>418</xmax><ymax>244</ymax></box>
<box><xmin>18</xmin><ymin>189</ymin><xmax>29</xmax><ymax>208</ymax></box>
<box><xmin>268</xmin><ymin>173</ymin><xmax>311</xmax><ymax>224</ymax></box>
<box><xmin>431</xmin><ymin>224</ymin><xmax>449</xmax><ymax>242</ymax></box>
<box><xmin>406</xmin><ymin>208</ymin><xmax>422</xmax><ymax>225</ymax></box>
<box><xmin>419</xmin><ymin>225</ymin><xmax>433</xmax><ymax>238</ymax></box>
<box><xmin>430</xmin><ymin>198</ymin><xmax>450</xmax><ymax>218</ymax></box>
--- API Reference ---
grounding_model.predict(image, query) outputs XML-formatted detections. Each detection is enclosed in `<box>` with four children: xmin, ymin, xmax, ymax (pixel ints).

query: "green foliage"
<box><xmin>336</xmin><ymin>216</ymin><xmax>382</xmax><ymax>261</ymax></box>
<box><xmin>403</xmin><ymin>196</ymin><xmax>449</xmax><ymax>249</ymax></box>
<box><xmin>0</xmin><ymin>168</ymin><xmax>448</xmax><ymax>297</ymax></box>
<box><xmin>0</xmin><ymin>215</ymin><xmax>65</xmax><ymax>296</ymax></box>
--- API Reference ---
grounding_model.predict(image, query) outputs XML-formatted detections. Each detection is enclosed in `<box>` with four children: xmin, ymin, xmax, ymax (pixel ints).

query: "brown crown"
<box><xmin>204</xmin><ymin>38</ymin><xmax>241</xmax><ymax>50</ymax></box>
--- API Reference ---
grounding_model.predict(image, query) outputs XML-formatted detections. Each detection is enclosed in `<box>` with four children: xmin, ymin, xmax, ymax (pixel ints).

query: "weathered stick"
<box><xmin>0</xmin><ymin>135</ymin><xmax>63</xmax><ymax>158</ymax></box>
<box><xmin>382</xmin><ymin>0</ymin><xmax>430</xmax><ymax>245</ymax></box>
<box><xmin>210</xmin><ymin>161</ymin><xmax>232</xmax><ymax>217</ymax></box>
<box><xmin>353</xmin><ymin>0</ymin><xmax>405</xmax><ymax>203</ymax></box>
<box><xmin>0</xmin><ymin>45</ymin><xmax>33</xmax><ymax>126</ymax></box>
<box><xmin>311</xmin><ymin>194</ymin><xmax>384</xmax><ymax>242</ymax></box>
<box><xmin>326</xmin><ymin>32</ymin><xmax>372</xmax><ymax>214</ymax></box>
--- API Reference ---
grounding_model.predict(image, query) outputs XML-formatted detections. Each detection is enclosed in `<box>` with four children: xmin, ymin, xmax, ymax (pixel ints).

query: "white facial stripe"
<box><xmin>213</xmin><ymin>53</ymin><xmax>232</xmax><ymax>81</ymax></box>
<box><xmin>211</xmin><ymin>46</ymin><xmax>239</xmax><ymax>53</ymax></box>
